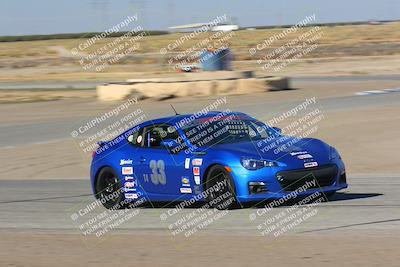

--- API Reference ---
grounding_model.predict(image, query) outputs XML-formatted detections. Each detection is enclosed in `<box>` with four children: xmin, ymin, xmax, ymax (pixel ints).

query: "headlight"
<box><xmin>329</xmin><ymin>147</ymin><xmax>341</xmax><ymax>160</ymax></box>
<box><xmin>240</xmin><ymin>157</ymin><xmax>277</xmax><ymax>170</ymax></box>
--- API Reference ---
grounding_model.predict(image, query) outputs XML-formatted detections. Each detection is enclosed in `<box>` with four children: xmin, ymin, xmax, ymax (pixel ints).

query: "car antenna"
<box><xmin>170</xmin><ymin>104</ymin><xmax>180</xmax><ymax>115</ymax></box>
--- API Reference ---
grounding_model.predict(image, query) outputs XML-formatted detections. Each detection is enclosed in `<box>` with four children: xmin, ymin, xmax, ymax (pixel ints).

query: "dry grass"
<box><xmin>0</xmin><ymin>22</ymin><xmax>399</xmax><ymax>83</ymax></box>
<box><xmin>0</xmin><ymin>22</ymin><xmax>399</xmax><ymax>58</ymax></box>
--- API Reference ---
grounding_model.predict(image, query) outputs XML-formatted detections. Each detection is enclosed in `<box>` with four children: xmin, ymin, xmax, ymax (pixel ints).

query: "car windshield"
<box><xmin>181</xmin><ymin>117</ymin><xmax>279</xmax><ymax>148</ymax></box>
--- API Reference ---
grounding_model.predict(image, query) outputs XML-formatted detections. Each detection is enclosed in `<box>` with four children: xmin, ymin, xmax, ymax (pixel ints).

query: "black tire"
<box><xmin>205</xmin><ymin>165</ymin><xmax>238</xmax><ymax>210</ymax></box>
<box><xmin>323</xmin><ymin>191</ymin><xmax>336</xmax><ymax>201</ymax></box>
<box><xmin>95</xmin><ymin>167</ymin><xmax>125</xmax><ymax>209</ymax></box>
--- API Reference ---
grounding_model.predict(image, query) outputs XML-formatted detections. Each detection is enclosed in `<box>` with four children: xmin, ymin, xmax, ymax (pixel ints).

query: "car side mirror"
<box><xmin>160</xmin><ymin>139</ymin><xmax>180</xmax><ymax>153</ymax></box>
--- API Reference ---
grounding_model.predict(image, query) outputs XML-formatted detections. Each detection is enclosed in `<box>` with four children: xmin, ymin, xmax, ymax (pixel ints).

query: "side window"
<box><xmin>127</xmin><ymin>128</ymin><xmax>144</xmax><ymax>147</ymax></box>
<box><xmin>143</xmin><ymin>124</ymin><xmax>179</xmax><ymax>149</ymax></box>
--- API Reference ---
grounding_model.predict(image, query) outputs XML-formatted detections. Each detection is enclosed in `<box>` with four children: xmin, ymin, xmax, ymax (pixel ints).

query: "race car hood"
<box><xmin>211</xmin><ymin>136</ymin><xmax>331</xmax><ymax>168</ymax></box>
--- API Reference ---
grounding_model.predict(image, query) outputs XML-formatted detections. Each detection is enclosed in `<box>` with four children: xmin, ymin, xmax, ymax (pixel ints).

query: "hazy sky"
<box><xmin>0</xmin><ymin>0</ymin><xmax>399</xmax><ymax>36</ymax></box>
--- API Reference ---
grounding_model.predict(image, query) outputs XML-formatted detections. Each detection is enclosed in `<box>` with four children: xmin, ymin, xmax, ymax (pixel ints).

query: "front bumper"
<box><xmin>236</xmin><ymin>183</ymin><xmax>347</xmax><ymax>202</ymax></box>
<box><xmin>231</xmin><ymin>162</ymin><xmax>348</xmax><ymax>203</ymax></box>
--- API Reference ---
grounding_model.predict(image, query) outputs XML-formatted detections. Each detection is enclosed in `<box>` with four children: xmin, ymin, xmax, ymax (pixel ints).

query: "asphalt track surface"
<box><xmin>1</xmin><ymin>85</ymin><xmax>400</xmax><ymax>148</ymax></box>
<box><xmin>0</xmin><ymin>176</ymin><xmax>399</xmax><ymax>235</ymax></box>
<box><xmin>1</xmin><ymin>75</ymin><xmax>400</xmax><ymax>236</ymax></box>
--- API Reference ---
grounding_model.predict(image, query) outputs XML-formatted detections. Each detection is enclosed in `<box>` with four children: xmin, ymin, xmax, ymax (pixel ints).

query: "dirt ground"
<box><xmin>0</xmin><ymin>231</ymin><xmax>398</xmax><ymax>267</ymax></box>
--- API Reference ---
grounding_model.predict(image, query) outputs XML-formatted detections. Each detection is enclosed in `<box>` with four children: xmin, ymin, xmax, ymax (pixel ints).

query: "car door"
<box><xmin>133</xmin><ymin>124</ymin><xmax>194</xmax><ymax>197</ymax></box>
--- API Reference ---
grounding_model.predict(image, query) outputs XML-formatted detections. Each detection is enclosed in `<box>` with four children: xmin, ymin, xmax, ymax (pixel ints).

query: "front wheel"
<box><xmin>324</xmin><ymin>191</ymin><xmax>336</xmax><ymax>201</ymax></box>
<box><xmin>95</xmin><ymin>167</ymin><xmax>124</xmax><ymax>209</ymax></box>
<box><xmin>205</xmin><ymin>165</ymin><xmax>238</xmax><ymax>210</ymax></box>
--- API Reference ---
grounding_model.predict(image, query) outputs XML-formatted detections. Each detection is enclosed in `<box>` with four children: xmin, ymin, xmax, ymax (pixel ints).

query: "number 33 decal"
<box><xmin>149</xmin><ymin>160</ymin><xmax>166</xmax><ymax>185</ymax></box>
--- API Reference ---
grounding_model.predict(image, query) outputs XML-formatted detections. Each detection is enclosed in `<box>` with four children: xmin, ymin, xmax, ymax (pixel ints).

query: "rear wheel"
<box><xmin>95</xmin><ymin>167</ymin><xmax>124</xmax><ymax>209</ymax></box>
<box><xmin>205</xmin><ymin>165</ymin><xmax>238</xmax><ymax>210</ymax></box>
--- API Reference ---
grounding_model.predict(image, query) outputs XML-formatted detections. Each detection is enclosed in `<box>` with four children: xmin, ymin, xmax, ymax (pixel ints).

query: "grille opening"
<box><xmin>276</xmin><ymin>164</ymin><xmax>338</xmax><ymax>192</ymax></box>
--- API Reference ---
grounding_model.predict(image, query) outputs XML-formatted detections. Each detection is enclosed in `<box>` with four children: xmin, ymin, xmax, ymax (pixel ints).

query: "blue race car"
<box><xmin>90</xmin><ymin>111</ymin><xmax>347</xmax><ymax>209</ymax></box>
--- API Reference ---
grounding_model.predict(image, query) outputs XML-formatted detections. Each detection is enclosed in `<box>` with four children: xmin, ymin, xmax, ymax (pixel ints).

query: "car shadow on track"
<box><xmin>132</xmin><ymin>192</ymin><xmax>383</xmax><ymax>209</ymax></box>
<box><xmin>327</xmin><ymin>192</ymin><xmax>382</xmax><ymax>202</ymax></box>
<box><xmin>244</xmin><ymin>192</ymin><xmax>383</xmax><ymax>209</ymax></box>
